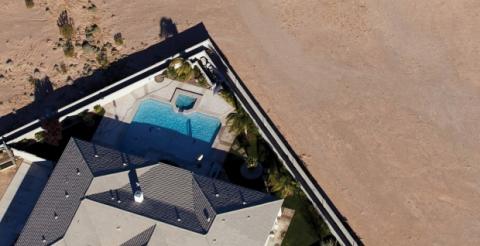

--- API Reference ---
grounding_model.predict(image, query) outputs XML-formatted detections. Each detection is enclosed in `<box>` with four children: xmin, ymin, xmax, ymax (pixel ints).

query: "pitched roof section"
<box><xmin>87</xmin><ymin>164</ymin><xmax>216</xmax><ymax>234</ymax></box>
<box><xmin>120</xmin><ymin>225</ymin><xmax>156</xmax><ymax>246</ymax></box>
<box><xmin>194</xmin><ymin>175</ymin><xmax>275</xmax><ymax>213</ymax></box>
<box><xmin>16</xmin><ymin>139</ymin><xmax>94</xmax><ymax>246</ymax></box>
<box><xmin>16</xmin><ymin>139</ymin><xmax>154</xmax><ymax>246</ymax></box>
<box><xmin>74</xmin><ymin>138</ymin><xmax>153</xmax><ymax>176</ymax></box>
<box><xmin>16</xmin><ymin>138</ymin><xmax>280</xmax><ymax>245</ymax></box>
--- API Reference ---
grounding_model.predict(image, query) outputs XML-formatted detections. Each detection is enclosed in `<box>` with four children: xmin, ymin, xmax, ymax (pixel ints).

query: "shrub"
<box><xmin>25</xmin><ymin>0</ymin><xmax>34</xmax><ymax>8</ymax></box>
<box><xmin>93</xmin><ymin>105</ymin><xmax>105</xmax><ymax>116</ymax></box>
<box><xmin>60</xmin><ymin>62</ymin><xmax>68</xmax><ymax>74</ymax></box>
<box><xmin>81</xmin><ymin>41</ymin><xmax>97</xmax><ymax>54</ymax></box>
<box><xmin>57</xmin><ymin>10</ymin><xmax>75</xmax><ymax>39</ymax></box>
<box><xmin>96</xmin><ymin>49</ymin><xmax>108</xmax><ymax>68</ymax></box>
<box><xmin>34</xmin><ymin>131</ymin><xmax>46</xmax><ymax>142</ymax></box>
<box><xmin>197</xmin><ymin>76</ymin><xmax>209</xmax><ymax>88</ymax></box>
<box><xmin>219</xmin><ymin>90</ymin><xmax>236</xmax><ymax>107</ymax></box>
<box><xmin>85</xmin><ymin>24</ymin><xmax>99</xmax><ymax>36</ymax></box>
<box><xmin>114</xmin><ymin>33</ymin><xmax>124</xmax><ymax>45</ymax></box>
<box><xmin>63</xmin><ymin>40</ymin><xmax>75</xmax><ymax>57</ymax></box>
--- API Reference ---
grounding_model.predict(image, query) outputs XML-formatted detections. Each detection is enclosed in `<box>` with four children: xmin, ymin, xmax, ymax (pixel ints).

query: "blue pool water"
<box><xmin>131</xmin><ymin>99</ymin><xmax>220</xmax><ymax>143</ymax></box>
<box><xmin>175</xmin><ymin>94</ymin><xmax>196</xmax><ymax>110</ymax></box>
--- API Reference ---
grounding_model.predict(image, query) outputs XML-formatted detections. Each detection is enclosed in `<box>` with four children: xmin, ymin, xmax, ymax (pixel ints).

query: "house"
<box><xmin>15</xmin><ymin>138</ymin><xmax>283</xmax><ymax>246</ymax></box>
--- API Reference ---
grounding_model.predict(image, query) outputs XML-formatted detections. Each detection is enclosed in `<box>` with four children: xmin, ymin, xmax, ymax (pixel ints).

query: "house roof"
<box><xmin>16</xmin><ymin>138</ymin><xmax>281</xmax><ymax>246</ymax></box>
<box><xmin>120</xmin><ymin>225</ymin><xmax>156</xmax><ymax>246</ymax></box>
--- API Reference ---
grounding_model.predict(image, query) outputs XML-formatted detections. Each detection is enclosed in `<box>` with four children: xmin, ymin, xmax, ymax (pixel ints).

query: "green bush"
<box><xmin>96</xmin><ymin>50</ymin><xmax>108</xmax><ymax>68</ymax></box>
<box><xmin>60</xmin><ymin>62</ymin><xmax>68</xmax><ymax>74</ymax></box>
<box><xmin>219</xmin><ymin>90</ymin><xmax>236</xmax><ymax>107</ymax></box>
<box><xmin>34</xmin><ymin>131</ymin><xmax>46</xmax><ymax>142</ymax></box>
<box><xmin>114</xmin><ymin>33</ymin><xmax>124</xmax><ymax>45</ymax></box>
<box><xmin>25</xmin><ymin>0</ymin><xmax>34</xmax><ymax>8</ymax></box>
<box><xmin>85</xmin><ymin>24</ymin><xmax>99</xmax><ymax>35</ymax></box>
<box><xmin>93</xmin><ymin>105</ymin><xmax>105</xmax><ymax>116</ymax></box>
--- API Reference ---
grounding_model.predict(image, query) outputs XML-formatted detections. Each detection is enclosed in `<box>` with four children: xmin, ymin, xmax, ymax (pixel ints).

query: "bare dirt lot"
<box><xmin>1</xmin><ymin>0</ymin><xmax>479</xmax><ymax>245</ymax></box>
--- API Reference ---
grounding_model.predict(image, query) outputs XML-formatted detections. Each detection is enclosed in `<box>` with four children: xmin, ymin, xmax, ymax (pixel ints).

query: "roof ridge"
<box><xmin>70</xmin><ymin>138</ymin><xmax>96</xmax><ymax>174</ymax></box>
<box><xmin>191</xmin><ymin>176</ymin><xmax>217</xmax><ymax>232</ymax></box>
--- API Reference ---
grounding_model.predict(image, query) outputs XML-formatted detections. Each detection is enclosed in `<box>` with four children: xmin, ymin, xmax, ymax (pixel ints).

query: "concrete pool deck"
<box><xmin>92</xmin><ymin>76</ymin><xmax>235</xmax><ymax>176</ymax></box>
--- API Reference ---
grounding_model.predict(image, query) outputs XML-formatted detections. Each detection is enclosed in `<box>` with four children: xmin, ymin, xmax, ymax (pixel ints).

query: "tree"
<box><xmin>226</xmin><ymin>103</ymin><xmax>257</xmax><ymax>137</ymax></box>
<box><xmin>267</xmin><ymin>164</ymin><xmax>299</xmax><ymax>198</ymax></box>
<box><xmin>41</xmin><ymin>118</ymin><xmax>63</xmax><ymax>146</ymax></box>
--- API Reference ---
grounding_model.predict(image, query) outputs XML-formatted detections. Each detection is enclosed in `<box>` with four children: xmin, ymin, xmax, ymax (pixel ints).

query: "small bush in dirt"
<box><xmin>25</xmin><ymin>0</ymin><xmax>34</xmax><ymax>8</ymax></box>
<box><xmin>60</xmin><ymin>62</ymin><xmax>68</xmax><ymax>74</ymax></box>
<box><xmin>96</xmin><ymin>49</ymin><xmax>108</xmax><ymax>68</ymax></box>
<box><xmin>85</xmin><ymin>24</ymin><xmax>99</xmax><ymax>35</ymax></box>
<box><xmin>57</xmin><ymin>10</ymin><xmax>75</xmax><ymax>39</ymax></box>
<box><xmin>81</xmin><ymin>41</ymin><xmax>97</xmax><ymax>54</ymax></box>
<box><xmin>87</xmin><ymin>0</ymin><xmax>96</xmax><ymax>11</ymax></box>
<box><xmin>63</xmin><ymin>40</ymin><xmax>75</xmax><ymax>57</ymax></box>
<box><xmin>114</xmin><ymin>33</ymin><xmax>124</xmax><ymax>45</ymax></box>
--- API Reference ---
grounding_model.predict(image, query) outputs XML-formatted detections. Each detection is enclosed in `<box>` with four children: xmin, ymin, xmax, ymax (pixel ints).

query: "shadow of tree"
<box><xmin>159</xmin><ymin>17</ymin><xmax>178</xmax><ymax>38</ymax></box>
<box><xmin>33</xmin><ymin>77</ymin><xmax>54</xmax><ymax>102</ymax></box>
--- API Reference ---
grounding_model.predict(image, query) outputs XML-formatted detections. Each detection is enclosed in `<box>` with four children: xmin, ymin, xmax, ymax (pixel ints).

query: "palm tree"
<box><xmin>226</xmin><ymin>103</ymin><xmax>257</xmax><ymax>136</ymax></box>
<box><xmin>267</xmin><ymin>165</ymin><xmax>299</xmax><ymax>198</ymax></box>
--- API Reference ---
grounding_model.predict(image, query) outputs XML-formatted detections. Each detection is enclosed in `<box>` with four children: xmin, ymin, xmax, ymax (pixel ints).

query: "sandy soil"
<box><xmin>0</xmin><ymin>163</ymin><xmax>18</xmax><ymax>200</ymax></box>
<box><xmin>1</xmin><ymin>0</ymin><xmax>480</xmax><ymax>245</ymax></box>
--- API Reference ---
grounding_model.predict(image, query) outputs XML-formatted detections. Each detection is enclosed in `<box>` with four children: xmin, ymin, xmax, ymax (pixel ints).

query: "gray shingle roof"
<box><xmin>74</xmin><ymin>138</ymin><xmax>152</xmax><ymax>176</ymax></box>
<box><xmin>15</xmin><ymin>139</ymin><xmax>94</xmax><ymax>246</ymax></box>
<box><xmin>120</xmin><ymin>225</ymin><xmax>156</xmax><ymax>246</ymax></box>
<box><xmin>16</xmin><ymin>138</ymin><xmax>278</xmax><ymax>245</ymax></box>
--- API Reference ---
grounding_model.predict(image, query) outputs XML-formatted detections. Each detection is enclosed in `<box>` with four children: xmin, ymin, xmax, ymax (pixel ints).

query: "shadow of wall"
<box><xmin>1</xmin><ymin>23</ymin><xmax>210</xmax><ymax>140</ymax></box>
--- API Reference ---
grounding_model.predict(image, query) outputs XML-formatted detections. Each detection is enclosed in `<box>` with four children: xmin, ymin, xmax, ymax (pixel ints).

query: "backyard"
<box><xmin>220</xmin><ymin>90</ymin><xmax>338</xmax><ymax>246</ymax></box>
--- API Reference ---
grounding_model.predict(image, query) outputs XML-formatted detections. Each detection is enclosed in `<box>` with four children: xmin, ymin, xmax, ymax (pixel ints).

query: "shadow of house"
<box><xmin>0</xmin><ymin>22</ymin><xmax>210</xmax><ymax>140</ymax></box>
<box><xmin>0</xmin><ymin>161</ymin><xmax>52</xmax><ymax>245</ymax></box>
<box><xmin>159</xmin><ymin>17</ymin><xmax>178</xmax><ymax>39</ymax></box>
<box><xmin>93</xmin><ymin>116</ymin><xmax>224</xmax><ymax>175</ymax></box>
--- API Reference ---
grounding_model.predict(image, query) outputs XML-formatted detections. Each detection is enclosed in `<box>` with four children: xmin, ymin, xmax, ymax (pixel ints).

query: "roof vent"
<box><xmin>94</xmin><ymin>154</ymin><xmax>99</xmax><ymax>158</ymax></box>
<box><xmin>122</xmin><ymin>162</ymin><xmax>128</xmax><ymax>167</ymax></box>
<box><xmin>65</xmin><ymin>190</ymin><xmax>69</xmax><ymax>198</ymax></box>
<box><xmin>76</xmin><ymin>168</ymin><xmax>81</xmax><ymax>175</ymax></box>
<box><xmin>215</xmin><ymin>193</ymin><xmax>220</xmax><ymax>197</ymax></box>
<box><xmin>54</xmin><ymin>212</ymin><xmax>58</xmax><ymax>220</ymax></box>
<box><xmin>109</xmin><ymin>190</ymin><xmax>115</xmax><ymax>200</ymax></box>
<box><xmin>115</xmin><ymin>190</ymin><xmax>122</xmax><ymax>203</ymax></box>
<box><xmin>42</xmin><ymin>235</ymin><xmax>46</xmax><ymax>243</ymax></box>
<box><xmin>242</xmin><ymin>201</ymin><xmax>247</xmax><ymax>205</ymax></box>
<box><xmin>134</xmin><ymin>190</ymin><xmax>144</xmax><ymax>203</ymax></box>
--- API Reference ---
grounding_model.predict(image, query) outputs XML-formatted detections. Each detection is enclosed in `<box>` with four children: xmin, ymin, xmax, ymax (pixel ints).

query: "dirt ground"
<box><xmin>0</xmin><ymin>163</ymin><xmax>18</xmax><ymax>200</ymax></box>
<box><xmin>1</xmin><ymin>0</ymin><xmax>479</xmax><ymax>245</ymax></box>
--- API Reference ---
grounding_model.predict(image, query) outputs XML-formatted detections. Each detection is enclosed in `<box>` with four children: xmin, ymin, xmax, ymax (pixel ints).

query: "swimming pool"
<box><xmin>175</xmin><ymin>94</ymin><xmax>196</xmax><ymax>110</ymax></box>
<box><xmin>131</xmin><ymin>99</ymin><xmax>220</xmax><ymax>143</ymax></box>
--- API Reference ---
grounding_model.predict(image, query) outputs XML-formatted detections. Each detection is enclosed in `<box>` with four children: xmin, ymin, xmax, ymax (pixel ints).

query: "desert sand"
<box><xmin>1</xmin><ymin>0</ymin><xmax>480</xmax><ymax>245</ymax></box>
